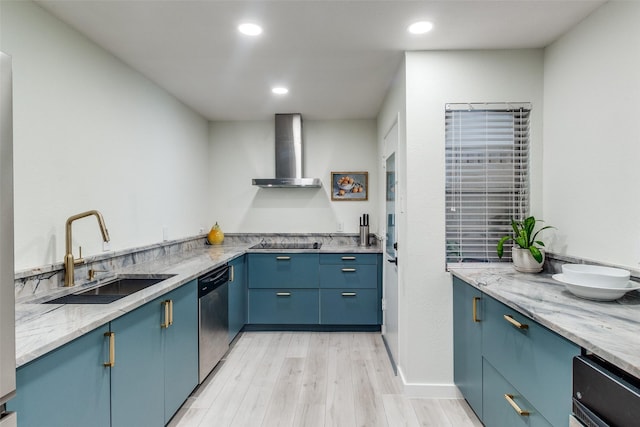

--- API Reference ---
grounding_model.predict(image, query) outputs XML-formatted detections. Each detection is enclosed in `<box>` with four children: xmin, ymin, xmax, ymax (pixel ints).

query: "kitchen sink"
<box><xmin>44</xmin><ymin>274</ymin><xmax>176</xmax><ymax>304</ymax></box>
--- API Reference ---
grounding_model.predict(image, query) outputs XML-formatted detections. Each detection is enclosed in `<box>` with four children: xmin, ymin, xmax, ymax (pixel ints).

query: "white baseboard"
<box><xmin>397</xmin><ymin>366</ymin><xmax>464</xmax><ymax>399</ymax></box>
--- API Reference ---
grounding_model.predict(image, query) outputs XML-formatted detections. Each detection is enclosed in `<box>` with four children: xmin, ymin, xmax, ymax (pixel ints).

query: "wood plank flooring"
<box><xmin>169</xmin><ymin>332</ymin><xmax>482</xmax><ymax>427</ymax></box>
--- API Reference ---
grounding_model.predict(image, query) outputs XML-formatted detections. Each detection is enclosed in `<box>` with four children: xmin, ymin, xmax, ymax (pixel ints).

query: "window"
<box><xmin>445</xmin><ymin>103</ymin><xmax>531</xmax><ymax>263</ymax></box>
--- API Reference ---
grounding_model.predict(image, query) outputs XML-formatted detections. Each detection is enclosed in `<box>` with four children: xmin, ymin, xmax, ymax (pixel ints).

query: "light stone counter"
<box><xmin>15</xmin><ymin>242</ymin><xmax>381</xmax><ymax>367</ymax></box>
<box><xmin>449</xmin><ymin>264</ymin><xmax>640</xmax><ymax>378</ymax></box>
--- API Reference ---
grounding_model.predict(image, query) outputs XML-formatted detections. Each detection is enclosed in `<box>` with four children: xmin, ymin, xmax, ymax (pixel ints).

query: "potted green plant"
<box><xmin>496</xmin><ymin>216</ymin><xmax>554</xmax><ymax>273</ymax></box>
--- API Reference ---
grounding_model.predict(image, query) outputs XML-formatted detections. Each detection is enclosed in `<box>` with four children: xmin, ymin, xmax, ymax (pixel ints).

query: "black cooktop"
<box><xmin>249</xmin><ymin>242</ymin><xmax>322</xmax><ymax>250</ymax></box>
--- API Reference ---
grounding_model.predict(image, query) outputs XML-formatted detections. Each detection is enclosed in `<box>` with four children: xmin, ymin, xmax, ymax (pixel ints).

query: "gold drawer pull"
<box><xmin>341</xmin><ymin>292</ymin><xmax>357</xmax><ymax>297</ymax></box>
<box><xmin>104</xmin><ymin>332</ymin><xmax>115</xmax><ymax>367</ymax></box>
<box><xmin>341</xmin><ymin>268</ymin><xmax>357</xmax><ymax>272</ymax></box>
<box><xmin>230</xmin><ymin>264</ymin><xmax>235</xmax><ymax>282</ymax></box>
<box><xmin>472</xmin><ymin>297</ymin><xmax>481</xmax><ymax>322</ymax></box>
<box><xmin>168</xmin><ymin>299</ymin><xmax>174</xmax><ymax>326</ymax></box>
<box><xmin>341</xmin><ymin>256</ymin><xmax>356</xmax><ymax>260</ymax></box>
<box><xmin>504</xmin><ymin>394</ymin><xmax>530</xmax><ymax>416</ymax></box>
<box><xmin>276</xmin><ymin>256</ymin><xmax>291</xmax><ymax>260</ymax></box>
<box><xmin>276</xmin><ymin>292</ymin><xmax>291</xmax><ymax>296</ymax></box>
<box><xmin>503</xmin><ymin>314</ymin><xmax>528</xmax><ymax>330</ymax></box>
<box><xmin>161</xmin><ymin>300</ymin><xmax>170</xmax><ymax>328</ymax></box>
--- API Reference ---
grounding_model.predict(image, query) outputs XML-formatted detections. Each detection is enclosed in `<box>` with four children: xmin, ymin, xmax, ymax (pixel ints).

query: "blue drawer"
<box><xmin>248</xmin><ymin>253</ymin><xmax>319</xmax><ymax>288</ymax></box>
<box><xmin>319</xmin><ymin>264</ymin><xmax>377</xmax><ymax>289</ymax></box>
<box><xmin>320</xmin><ymin>289</ymin><xmax>379</xmax><ymax>325</ymax></box>
<box><xmin>320</xmin><ymin>253</ymin><xmax>378</xmax><ymax>265</ymax></box>
<box><xmin>483</xmin><ymin>296</ymin><xmax>579</xmax><ymax>427</ymax></box>
<box><xmin>248</xmin><ymin>289</ymin><xmax>319</xmax><ymax>324</ymax></box>
<box><xmin>483</xmin><ymin>358</ymin><xmax>552</xmax><ymax>427</ymax></box>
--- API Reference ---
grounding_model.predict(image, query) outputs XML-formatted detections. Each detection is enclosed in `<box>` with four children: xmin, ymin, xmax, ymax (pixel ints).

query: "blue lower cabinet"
<box><xmin>163</xmin><ymin>280</ymin><xmax>198</xmax><ymax>423</ymax></box>
<box><xmin>248</xmin><ymin>289</ymin><xmax>319</xmax><ymax>324</ymax></box>
<box><xmin>229</xmin><ymin>255</ymin><xmax>247</xmax><ymax>342</ymax></box>
<box><xmin>248</xmin><ymin>253</ymin><xmax>319</xmax><ymax>288</ymax></box>
<box><xmin>319</xmin><ymin>264</ymin><xmax>378</xmax><ymax>289</ymax></box>
<box><xmin>7</xmin><ymin>326</ymin><xmax>111</xmax><ymax>427</ymax></box>
<box><xmin>110</xmin><ymin>296</ymin><xmax>165</xmax><ymax>427</ymax></box>
<box><xmin>483</xmin><ymin>358</ymin><xmax>552</xmax><ymax>427</ymax></box>
<box><xmin>320</xmin><ymin>289</ymin><xmax>378</xmax><ymax>324</ymax></box>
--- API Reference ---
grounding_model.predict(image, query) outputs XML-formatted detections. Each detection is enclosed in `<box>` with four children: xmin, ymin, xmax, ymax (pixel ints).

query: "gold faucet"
<box><xmin>64</xmin><ymin>210</ymin><xmax>110</xmax><ymax>287</ymax></box>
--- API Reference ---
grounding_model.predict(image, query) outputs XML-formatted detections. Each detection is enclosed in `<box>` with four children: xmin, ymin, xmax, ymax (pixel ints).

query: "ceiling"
<box><xmin>36</xmin><ymin>0</ymin><xmax>605</xmax><ymax>121</ymax></box>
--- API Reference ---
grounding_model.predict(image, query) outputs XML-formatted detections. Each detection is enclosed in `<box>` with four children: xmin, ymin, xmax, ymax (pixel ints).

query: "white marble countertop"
<box><xmin>15</xmin><ymin>243</ymin><xmax>381</xmax><ymax>367</ymax></box>
<box><xmin>449</xmin><ymin>264</ymin><xmax>640</xmax><ymax>379</ymax></box>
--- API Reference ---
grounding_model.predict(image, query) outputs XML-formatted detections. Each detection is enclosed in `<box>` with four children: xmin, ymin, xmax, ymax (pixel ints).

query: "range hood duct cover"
<box><xmin>252</xmin><ymin>114</ymin><xmax>322</xmax><ymax>188</ymax></box>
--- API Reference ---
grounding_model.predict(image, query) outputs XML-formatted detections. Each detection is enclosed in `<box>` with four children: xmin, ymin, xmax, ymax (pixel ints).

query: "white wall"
<box><xmin>208</xmin><ymin>119</ymin><xmax>378</xmax><ymax>234</ymax></box>
<box><xmin>380</xmin><ymin>50</ymin><xmax>544</xmax><ymax>395</ymax></box>
<box><xmin>1</xmin><ymin>0</ymin><xmax>210</xmax><ymax>270</ymax></box>
<box><xmin>543</xmin><ymin>1</ymin><xmax>640</xmax><ymax>270</ymax></box>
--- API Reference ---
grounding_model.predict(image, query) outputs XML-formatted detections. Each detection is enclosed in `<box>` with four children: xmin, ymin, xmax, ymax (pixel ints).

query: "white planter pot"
<box><xmin>512</xmin><ymin>247</ymin><xmax>545</xmax><ymax>273</ymax></box>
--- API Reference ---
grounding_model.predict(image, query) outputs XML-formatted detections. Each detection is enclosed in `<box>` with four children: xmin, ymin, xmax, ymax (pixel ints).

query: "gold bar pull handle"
<box><xmin>503</xmin><ymin>314</ymin><xmax>528</xmax><ymax>330</ymax></box>
<box><xmin>104</xmin><ymin>332</ymin><xmax>115</xmax><ymax>367</ymax></box>
<box><xmin>276</xmin><ymin>256</ymin><xmax>291</xmax><ymax>260</ymax></box>
<box><xmin>341</xmin><ymin>292</ymin><xmax>357</xmax><ymax>297</ymax></box>
<box><xmin>341</xmin><ymin>268</ymin><xmax>357</xmax><ymax>272</ymax></box>
<box><xmin>168</xmin><ymin>299</ymin><xmax>174</xmax><ymax>326</ymax></box>
<box><xmin>276</xmin><ymin>292</ymin><xmax>291</xmax><ymax>296</ymax></box>
<box><xmin>472</xmin><ymin>297</ymin><xmax>481</xmax><ymax>322</ymax></box>
<box><xmin>229</xmin><ymin>264</ymin><xmax>235</xmax><ymax>282</ymax></box>
<box><xmin>341</xmin><ymin>256</ymin><xmax>356</xmax><ymax>260</ymax></box>
<box><xmin>161</xmin><ymin>300</ymin><xmax>170</xmax><ymax>328</ymax></box>
<box><xmin>504</xmin><ymin>394</ymin><xmax>530</xmax><ymax>416</ymax></box>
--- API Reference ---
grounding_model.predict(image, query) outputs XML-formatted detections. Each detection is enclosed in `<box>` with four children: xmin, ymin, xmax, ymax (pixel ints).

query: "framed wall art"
<box><xmin>331</xmin><ymin>171</ymin><xmax>368</xmax><ymax>201</ymax></box>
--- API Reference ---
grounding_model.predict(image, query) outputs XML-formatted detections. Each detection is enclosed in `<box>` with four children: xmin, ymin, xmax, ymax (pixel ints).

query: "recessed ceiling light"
<box><xmin>408</xmin><ymin>21</ymin><xmax>433</xmax><ymax>35</ymax></box>
<box><xmin>238</xmin><ymin>23</ymin><xmax>263</xmax><ymax>36</ymax></box>
<box><xmin>272</xmin><ymin>87</ymin><xmax>289</xmax><ymax>95</ymax></box>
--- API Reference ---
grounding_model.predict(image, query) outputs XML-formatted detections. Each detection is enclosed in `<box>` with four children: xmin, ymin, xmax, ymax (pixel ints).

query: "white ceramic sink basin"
<box><xmin>561</xmin><ymin>264</ymin><xmax>630</xmax><ymax>288</ymax></box>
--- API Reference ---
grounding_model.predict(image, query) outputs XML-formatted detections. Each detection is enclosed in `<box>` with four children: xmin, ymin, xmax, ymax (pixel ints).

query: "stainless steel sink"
<box><xmin>44</xmin><ymin>274</ymin><xmax>176</xmax><ymax>304</ymax></box>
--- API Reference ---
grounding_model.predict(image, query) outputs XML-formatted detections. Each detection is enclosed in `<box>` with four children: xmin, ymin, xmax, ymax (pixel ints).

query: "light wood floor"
<box><xmin>169</xmin><ymin>332</ymin><xmax>483</xmax><ymax>427</ymax></box>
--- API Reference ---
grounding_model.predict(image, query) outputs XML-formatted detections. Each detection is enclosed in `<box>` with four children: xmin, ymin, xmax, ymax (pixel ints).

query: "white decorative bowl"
<box><xmin>561</xmin><ymin>264</ymin><xmax>630</xmax><ymax>288</ymax></box>
<box><xmin>552</xmin><ymin>274</ymin><xmax>639</xmax><ymax>301</ymax></box>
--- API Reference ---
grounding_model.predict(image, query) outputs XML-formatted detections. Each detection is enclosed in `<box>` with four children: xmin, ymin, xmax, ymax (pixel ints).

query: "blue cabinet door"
<box><xmin>452</xmin><ymin>277</ymin><xmax>483</xmax><ymax>420</ymax></box>
<box><xmin>7</xmin><ymin>326</ymin><xmax>111</xmax><ymax>427</ymax></box>
<box><xmin>164</xmin><ymin>280</ymin><xmax>198</xmax><ymax>423</ymax></box>
<box><xmin>110</xmin><ymin>298</ymin><xmax>164</xmax><ymax>427</ymax></box>
<box><xmin>248</xmin><ymin>289</ymin><xmax>319</xmax><ymax>324</ymax></box>
<box><xmin>320</xmin><ymin>288</ymin><xmax>378</xmax><ymax>324</ymax></box>
<box><xmin>319</xmin><ymin>264</ymin><xmax>378</xmax><ymax>288</ymax></box>
<box><xmin>248</xmin><ymin>253</ymin><xmax>319</xmax><ymax>288</ymax></box>
<box><xmin>483</xmin><ymin>359</ymin><xmax>552</xmax><ymax>427</ymax></box>
<box><xmin>229</xmin><ymin>255</ymin><xmax>247</xmax><ymax>341</ymax></box>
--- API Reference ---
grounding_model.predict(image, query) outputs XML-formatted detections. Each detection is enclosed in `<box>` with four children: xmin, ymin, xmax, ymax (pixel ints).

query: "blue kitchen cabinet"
<box><xmin>319</xmin><ymin>288</ymin><xmax>378</xmax><ymax>324</ymax></box>
<box><xmin>482</xmin><ymin>358</ymin><xmax>552</xmax><ymax>427</ymax></box>
<box><xmin>482</xmin><ymin>293</ymin><xmax>579</xmax><ymax>427</ymax></box>
<box><xmin>248</xmin><ymin>288</ymin><xmax>319</xmax><ymax>324</ymax></box>
<box><xmin>228</xmin><ymin>255</ymin><xmax>247</xmax><ymax>342</ymax></box>
<box><xmin>163</xmin><ymin>280</ymin><xmax>198</xmax><ymax>423</ymax></box>
<box><xmin>110</xmin><ymin>294</ymin><xmax>165</xmax><ymax>427</ymax></box>
<box><xmin>452</xmin><ymin>277</ymin><xmax>483</xmax><ymax>419</ymax></box>
<box><xmin>248</xmin><ymin>253</ymin><xmax>319</xmax><ymax>288</ymax></box>
<box><xmin>7</xmin><ymin>326</ymin><xmax>111</xmax><ymax>427</ymax></box>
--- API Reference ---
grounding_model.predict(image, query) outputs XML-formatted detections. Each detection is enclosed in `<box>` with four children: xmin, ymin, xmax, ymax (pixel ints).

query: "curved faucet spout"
<box><xmin>64</xmin><ymin>210</ymin><xmax>110</xmax><ymax>287</ymax></box>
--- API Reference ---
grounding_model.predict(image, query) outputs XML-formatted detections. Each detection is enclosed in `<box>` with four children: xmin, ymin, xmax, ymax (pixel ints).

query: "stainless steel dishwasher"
<box><xmin>198</xmin><ymin>264</ymin><xmax>230</xmax><ymax>383</ymax></box>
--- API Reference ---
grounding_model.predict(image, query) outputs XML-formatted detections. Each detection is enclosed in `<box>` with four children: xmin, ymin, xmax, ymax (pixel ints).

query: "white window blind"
<box><xmin>445</xmin><ymin>103</ymin><xmax>531</xmax><ymax>263</ymax></box>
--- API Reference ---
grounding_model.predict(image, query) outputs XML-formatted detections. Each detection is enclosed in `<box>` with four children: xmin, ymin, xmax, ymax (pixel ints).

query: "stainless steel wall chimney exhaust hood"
<box><xmin>252</xmin><ymin>114</ymin><xmax>322</xmax><ymax>188</ymax></box>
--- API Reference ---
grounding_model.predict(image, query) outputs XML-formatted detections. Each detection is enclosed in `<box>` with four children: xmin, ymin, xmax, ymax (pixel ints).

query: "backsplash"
<box><xmin>14</xmin><ymin>232</ymin><xmax>379</xmax><ymax>301</ymax></box>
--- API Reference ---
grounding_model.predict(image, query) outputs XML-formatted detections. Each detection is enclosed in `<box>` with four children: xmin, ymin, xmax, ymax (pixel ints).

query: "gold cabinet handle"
<box><xmin>341</xmin><ymin>256</ymin><xmax>356</xmax><ymax>260</ymax></box>
<box><xmin>230</xmin><ymin>264</ymin><xmax>235</xmax><ymax>282</ymax></box>
<box><xmin>504</xmin><ymin>394</ymin><xmax>530</xmax><ymax>416</ymax></box>
<box><xmin>276</xmin><ymin>292</ymin><xmax>291</xmax><ymax>296</ymax></box>
<box><xmin>276</xmin><ymin>256</ymin><xmax>291</xmax><ymax>260</ymax></box>
<box><xmin>341</xmin><ymin>292</ymin><xmax>357</xmax><ymax>297</ymax></box>
<box><xmin>168</xmin><ymin>299</ymin><xmax>174</xmax><ymax>326</ymax></box>
<box><xmin>472</xmin><ymin>297</ymin><xmax>481</xmax><ymax>322</ymax></box>
<box><xmin>161</xmin><ymin>300</ymin><xmax>170</xmax><ymax>328</ymax></box>
<box><xmin>341</xmin><ymin>268</ymin><xmax>357</xmax><ymax>272</ymax></box>
<box><xmin>104</xmin><ymin>332</ymin><xmax>115</xmax><ymax>367</ymax></box>
<box><xmin>503</xmin><ymin>314</ymin><xmax>528</xmax><ymax>330</ymax></box>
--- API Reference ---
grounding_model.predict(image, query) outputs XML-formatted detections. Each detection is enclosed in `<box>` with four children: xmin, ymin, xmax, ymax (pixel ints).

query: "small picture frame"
<box><xmin>331</xmin><ymin>171</ymin><xmax>368</xmax><ymax>201</ymax></box>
